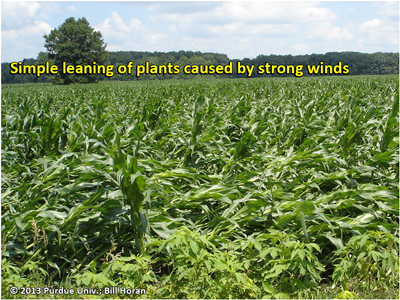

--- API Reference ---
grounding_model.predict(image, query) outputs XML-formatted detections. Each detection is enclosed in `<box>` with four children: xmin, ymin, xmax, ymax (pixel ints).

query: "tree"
<box><xmin>44</xmin><ymin>17</ymin><xmax>107</xmax><ymax>84</ymax></box>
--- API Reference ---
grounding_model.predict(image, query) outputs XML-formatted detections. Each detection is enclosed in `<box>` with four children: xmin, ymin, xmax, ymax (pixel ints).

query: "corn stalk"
<box><xmin>108</xmin><ymin>132</ymin><xmax>147</xmax><ymax>254</ymax></box>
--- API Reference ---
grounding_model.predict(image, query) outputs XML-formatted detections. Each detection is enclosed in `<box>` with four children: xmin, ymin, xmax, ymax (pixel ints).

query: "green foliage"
<box><xmin>335</xmin><ymin>290</ymin><xmax>358</xmax><ymax>299</ymax></box>
<box><xmin>74</xmin><ymin>254</ymin><xmax>156</xmax><ymax>289</ymax></box>
<box><xmin>332</xmin><ymin>231</ymin><xmax>399</xmax><ymax>289</ymax></box>
<box><xmin>1</xmin><ymin>75</ymin><xmax>398</xmax><ymax>298</ymax></box>
<box><xmin>107</xmin><ymin>132</ymin><xmax>148</xmax><ymax>254</ymax></box>
<box><xmin>149</xmin><ymin>227</ymin><xmax>256</xmax><ymax>298</ymax></box>
<box><xmin>43</xmin><ymin>17</ymin><xmax>107</xmax><ymax>85</ymax></box>
<box><xmin>250</xmin><ymin>229</ymin><xmax>325</xmax><ymax>294</ymax></box>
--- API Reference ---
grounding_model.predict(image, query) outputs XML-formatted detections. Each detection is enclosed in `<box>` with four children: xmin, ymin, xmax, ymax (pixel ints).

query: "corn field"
<box><xmin>1</xmin><ymin>75</ymin><xmax>399</xmax><ymax>298</ymax></box>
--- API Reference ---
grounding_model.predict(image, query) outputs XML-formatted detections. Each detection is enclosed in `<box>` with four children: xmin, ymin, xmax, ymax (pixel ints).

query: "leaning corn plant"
<box><xmin>107</xmin><ymin>132</ymin><xmax>148</xmax><ymax>254</ymax></box>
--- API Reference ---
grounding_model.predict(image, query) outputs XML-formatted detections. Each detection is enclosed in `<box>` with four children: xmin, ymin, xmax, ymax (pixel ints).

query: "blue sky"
<box><xmin>1</xmin><ymin>1</ymin><xmax>399</xmax><ymax>62</ymax></box>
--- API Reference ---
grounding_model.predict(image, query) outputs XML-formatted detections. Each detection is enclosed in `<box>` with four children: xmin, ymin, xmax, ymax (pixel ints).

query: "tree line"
<box><xmin>2</xmin><ymin>50</ymin><xmax>399</xmax><ymax>84</ymax></box>
<box><xmin>2</xmin><ymin>16</ymin><xmax>398</xmax><ymax>84</ymax></box>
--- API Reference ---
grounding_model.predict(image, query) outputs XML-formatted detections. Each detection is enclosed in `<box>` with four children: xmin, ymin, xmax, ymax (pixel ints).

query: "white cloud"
<box><xmin>148</xmin><ymin>2</ymin><xmax>220</xmax><ymax>15</ymax></box>
<box><xmin>167</xmin><ymin>25</ymin><xmax>177</xmax><ymax>33</ymax></box>
<box><xmin>95</xmin><ymin>12</ymin><xmax>166</xmax><ymax>52</ymax></box>
<box><xmin>67</xmin><ymin>5</ymin><xmax>79</xmax><ymax>13</ymax></box>
<box><xmin>359</xmin><ymin>18</ymin><xmax>381</xmax><ymax>31</ymax></box>
<box><xmin>1</xmin><ymin>1</ymin><xmax>57</xmax><ymax>61</ymax></box>
<box><xmin>106</xmin><ymin>45</ymin><xmax>122</xmax><ymax>52</ymax></box>
<box><xmin>1</xmin><ymin>1</ymin><xmax>40</xmax><ymax>30</ymax></box>
<box><xmin>290</xmin><ymin>43</ymin><xmax>311</xmax><ymax>53</ymax></box>
<box><xmin>145</xmin><ymin>1</ymin><xmax>336</xmax><ymax>57</ymax></box>
<box><xmin>357</xmin><ymin>38</ymin><xmax>364</xmax><ymax>48</ymax></box>
<box><xmin>143</xmin><ymin>1</ymin><xmax>342</xmax><ymax>58</ymax></box>
<box><xmin>308</xmin><ymin>22</ymin><xmax>354</xmax><ymax>41</ymax></box>
<box><xmin>2</xmin><ymin>20</ymin><xmax>52</xmax><ymax>41</ymax></box>
<box><xmin>2</xmin><ymin>20</ymin><xmax>52</xmax><ymax>61</ymax></box>
<box><xmin>357</xmin><ymin>2</ymin><xmax>399</xmax><ymax>50</ymax></box>
<box><xmin>205</xmin><ymin>22</ymin><xmax>298</xmax><ymax>37</ymax></box>
<box><xmin>358</xmin><ymin>17</ymin><xmax>398</xmax><ymax>46</ymax></box>
<box><xmin>377</xmin><ymin>1</ymin><xmax>399</xmax><ymax>17</ymax></box>
<box><xmin>153</xmin><ymin>2</ymin><xmax>336</xmax><ymax>25</ymax></box>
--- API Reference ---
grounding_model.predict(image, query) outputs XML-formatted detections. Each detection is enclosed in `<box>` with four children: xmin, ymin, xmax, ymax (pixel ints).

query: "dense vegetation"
<box><xmin>2</xmin><ymin>51</ymin><xmax>399</xmax><ymax>84</ymax></box>
<box><xmin>1</xmin><ymin>75</ymin><xmax>399</xmax><ymax>298</ymax></box>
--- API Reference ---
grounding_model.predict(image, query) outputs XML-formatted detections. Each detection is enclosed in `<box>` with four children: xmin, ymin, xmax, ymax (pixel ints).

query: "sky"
<box><xmin>1</xmin><ymin>1</ymin><xmax>399</xmax><ymax>62</ymax></box>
